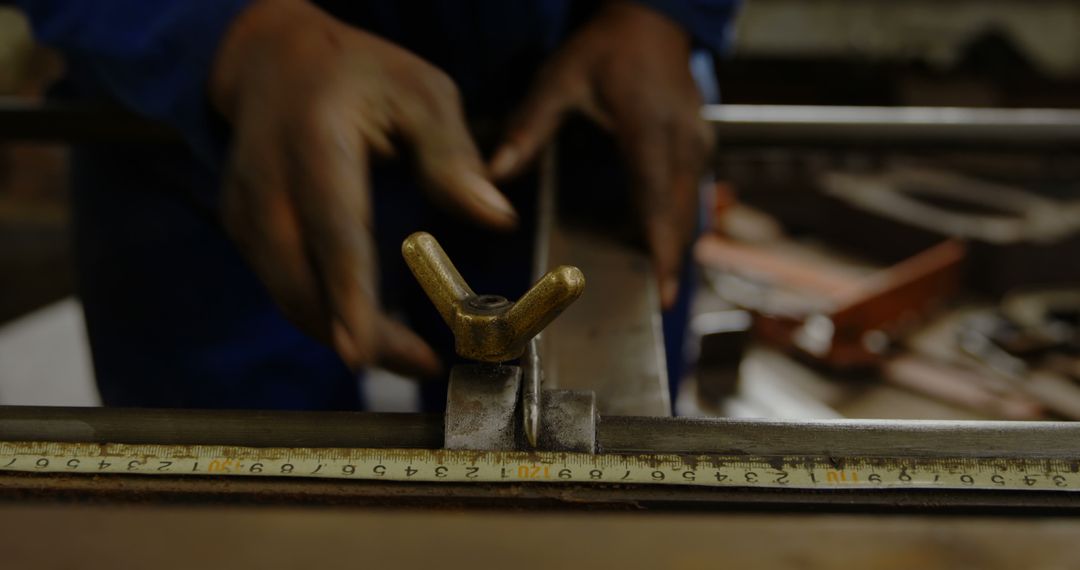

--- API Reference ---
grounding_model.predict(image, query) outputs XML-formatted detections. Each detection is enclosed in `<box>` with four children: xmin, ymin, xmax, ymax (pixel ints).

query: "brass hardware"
<box><xmin>402</xmin><ymin>232</ymin><xmax>585</xmax><ymax>362</ymax></box>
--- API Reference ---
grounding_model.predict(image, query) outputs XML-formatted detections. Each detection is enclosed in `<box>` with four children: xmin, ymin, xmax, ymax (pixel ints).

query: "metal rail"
<box><xmin>3</xmin><ymin>406</ymin><xmax>1078</xmax><ymax>459</ymax></box>
<box><xmin>5</xmin><ymin>99</ymin><xmax>1080</xmax><ymax>148</ymax></box>
<box><xmin>0</xmin><ymin>407</ymin><xmax>443</xmax><ymax>449</ymax></box>
<box><xmin>598</xmin><ymin>416</ymin><xmax>1080</xmax><ymax>458</ymax></box>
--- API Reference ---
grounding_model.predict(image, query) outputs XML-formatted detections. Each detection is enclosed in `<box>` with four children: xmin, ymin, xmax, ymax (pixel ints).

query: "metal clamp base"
<box><xmin>444</xmin><ymin>364</ymin><xmax>597</xmax><ymax>453</ymax></box>
<box><xmin>444</xmin><ymin>365</ymin><xmax>521</xmax><ymax>451</ymax></box>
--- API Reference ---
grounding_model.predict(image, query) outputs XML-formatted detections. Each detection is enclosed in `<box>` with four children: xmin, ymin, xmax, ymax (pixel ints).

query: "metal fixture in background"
<box><xmin>703</xmin><ymin>104</ymin><xmax>1080</xmax><ymax>147</ymax></box>
<box><xmin>823</xmin><ymin>167</ymin><xmax>1080</xmax><ymax>245</ymax></box>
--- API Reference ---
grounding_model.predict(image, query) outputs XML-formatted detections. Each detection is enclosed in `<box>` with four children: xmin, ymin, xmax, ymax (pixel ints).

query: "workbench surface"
<box><xmin>1</xmin><ymin>505</ymin><xmax>1076</xmax><ymax>569</ymax></box>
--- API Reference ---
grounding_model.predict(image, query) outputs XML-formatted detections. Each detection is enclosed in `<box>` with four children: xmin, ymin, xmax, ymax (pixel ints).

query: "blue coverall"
<box><xmin>19</xmin><ymin>1</ymin><xmax>739</xmax><ymax>411</ymax></box>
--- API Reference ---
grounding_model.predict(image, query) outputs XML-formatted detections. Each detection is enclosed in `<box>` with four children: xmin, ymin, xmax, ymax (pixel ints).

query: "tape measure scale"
<box><xmin>1</xmin><ymin>442</ymin><xmax>1078</xmax><ymax>492</ymax></box>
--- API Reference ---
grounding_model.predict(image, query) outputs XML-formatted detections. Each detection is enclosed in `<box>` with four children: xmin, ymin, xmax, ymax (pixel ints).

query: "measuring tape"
<box><xmin>1</xmin><ymin>441</ymin><xmax>1077</xmax><ymax>492</ymax></box>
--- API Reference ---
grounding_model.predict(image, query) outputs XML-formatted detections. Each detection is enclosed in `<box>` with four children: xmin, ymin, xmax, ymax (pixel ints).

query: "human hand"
<box><xmin>210</xmin><ymin>0</ymin><xmax>517</xmax><ymax>376</ymax></box>
<box><xmin>490</xmin><ymin>1</ymin><xmax>713</xmax><ymax>308</ymax></box>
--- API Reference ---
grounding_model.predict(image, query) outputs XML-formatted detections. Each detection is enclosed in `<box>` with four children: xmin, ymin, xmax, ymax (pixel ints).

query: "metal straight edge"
<box><xmin>703</xmin><ymin>104</ymin><xmax>1080</xmax><ymax>147</ymax></box>
<box><xmin>540</xmin><ymin>227</ymin><xmax>671</xmax><ymax>416</ymax></box>
<box><xmin>537</xmin><ymin>148</ymin><xmax>671</xmax><ymax>417</ymax></box>
<box><xmin>3</xmin><ymin>406</ymin><xmax>1080</xmax><ymax>460</ymax></box>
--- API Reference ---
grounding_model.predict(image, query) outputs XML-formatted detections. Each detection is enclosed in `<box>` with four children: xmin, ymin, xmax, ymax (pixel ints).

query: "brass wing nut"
<box><xmin>402</xmin><ymin>232</ymin><xmax>585</xmax><ymax>362</ymax></box>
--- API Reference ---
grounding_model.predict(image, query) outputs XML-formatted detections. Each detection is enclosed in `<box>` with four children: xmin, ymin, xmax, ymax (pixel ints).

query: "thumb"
<box><xmin>374</xmin><ymin>315</ymin><xmax>443</xmax><ymax>379</ymax></box>
<box><xmin>397</xmin><ymin>88</ymin><xmax>519</xmax><ymax>231</ymax></box>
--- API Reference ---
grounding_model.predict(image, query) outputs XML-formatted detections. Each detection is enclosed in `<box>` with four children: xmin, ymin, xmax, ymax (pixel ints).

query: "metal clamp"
<box><xmin>402</xmin><ymin>232</ymin><xmax>585</xmax><ymax>363</ymax></box>
<box><xmin>402</xmin><ymin>232</ymin><xmax>595</xmax><ymax>452</ymax></box>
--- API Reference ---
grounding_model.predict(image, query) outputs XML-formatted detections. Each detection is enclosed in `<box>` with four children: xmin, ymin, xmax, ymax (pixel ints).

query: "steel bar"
<box><xmin>4</xmin><ymin>406</ymin><xmax>1080</xmax><ymax>459</ymax></box>
<box><xmin>704</xmin><ymin>104</ymin><xmax>1080</xmax><ymax>148</ymax></box>
<box><xmin>599</xmin><ymin>416</ymin><xmax>1080</xmax><ymax>459</ymax></box>
<box><xmin>0</xmin><ymin>406</ymin><xmax>442</xmax><ymax>449</ymax></box>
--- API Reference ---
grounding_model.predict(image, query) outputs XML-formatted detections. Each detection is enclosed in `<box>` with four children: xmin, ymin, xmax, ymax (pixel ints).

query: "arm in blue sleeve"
<box><xmin>631</xmin><ymin>0</ymin><xmax>742</xmax><ymax>55</ymax></box>
<box><xmin>18</xmin><ymin>0</ymin><xmax>252</xmax><ymax>168</ymax></box>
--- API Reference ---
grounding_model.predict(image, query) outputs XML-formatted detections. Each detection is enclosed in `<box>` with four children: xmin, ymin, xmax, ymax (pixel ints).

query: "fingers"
<box><xmin>222</xmin><ymin>169</ymin><xmax>333</xmax><ymax>343</ymax></box>
<box><xmin>374</xmin><ymin>316</ymin><xmax>442</xmax><ymax>378</ymax></box>
<box><xmin>490</xmin><ymin>66</ymin><xmax>585</xmax><ymax>181</ymax></box>
<box><xmin>644</xmin><ymin>168</ymin><xmax>697</xmax><ymax>309</ymax></box>
<box><xmin>284</xmin><ymin>116</ymin><xmax>440</xmax><ymax>375</ymax></box>
<box><xmin>626</xmin><ymin>125</ymin><xmax>684</xmax><ymax>309</ymax></box>
<box><xmin>283</xmin><ymin>116</ymin><xmax>377</xmax><ymax>362</ymax></box>
<box><xmin>615</xmin><ymin>98</ymin><xmax>708</xmax><ymax>309</ymax></box>
<box><xmin>393</xmin><ymin>72</ymin><xmax>518</xmax><ymax>231</ymax></box>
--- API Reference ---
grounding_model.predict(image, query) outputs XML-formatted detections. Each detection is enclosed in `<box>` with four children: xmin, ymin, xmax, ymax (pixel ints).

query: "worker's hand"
<box><xmin>490</xmin><ymin>1</ymin><xmax>712</xmax><ymax>308</ymax></box>
<box><xmin>210</xmin><ymin>0</ymin><xmax>517</xmax><ymax>377</ymax></box>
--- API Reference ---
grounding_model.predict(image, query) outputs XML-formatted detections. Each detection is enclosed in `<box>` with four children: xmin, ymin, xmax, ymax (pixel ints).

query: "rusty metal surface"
<box><xmin>444</xmin><ymin>365</ymin><xmax>521</xmax><ymax>450</ymax></box>
<box><xmin>402</xmin><ymin>232</ymin><xmax>584</xmax><ymax>362</ymax></box>
<box><xmin>715</xmin><ymin>237</ymin><xmax>966</xmax><ymax>368</ymax></box>
<box><xmin>794</xmin><ymin>239</ymin><xmax>965</xmax><ymax>367</ymax></box>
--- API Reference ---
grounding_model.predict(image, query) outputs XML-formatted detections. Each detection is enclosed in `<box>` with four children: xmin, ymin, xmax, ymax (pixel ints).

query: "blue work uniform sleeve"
<box><xmin>632</xmin><ymin>0</ymin><xmax>742</xmax><ymax>54</ymax></box>
<box><xmin>18</xmin><ymin>0</ymin><xmax>252</xmax><ymax>168</ymax></box>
